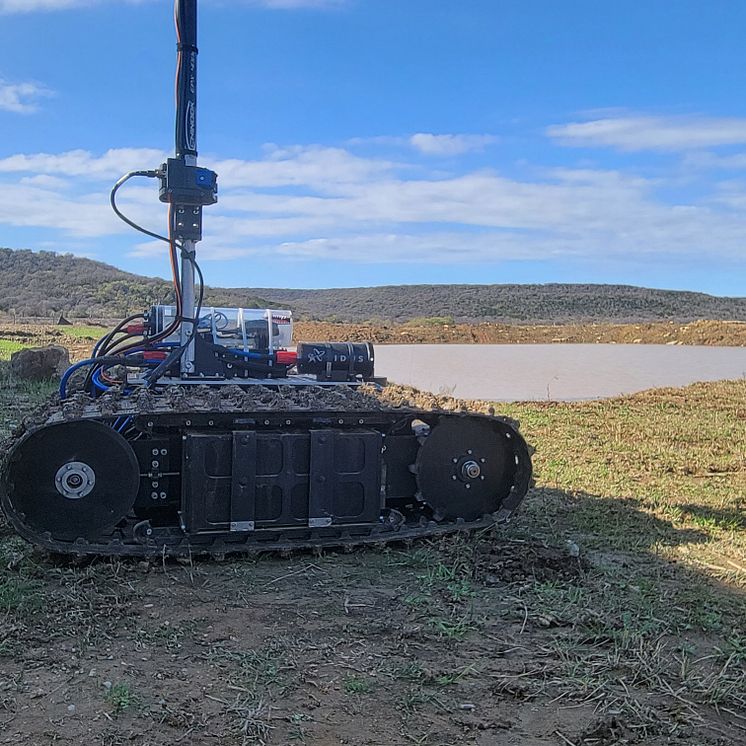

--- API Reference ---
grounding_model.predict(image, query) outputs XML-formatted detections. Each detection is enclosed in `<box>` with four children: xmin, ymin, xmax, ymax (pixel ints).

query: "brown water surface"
<box><xmin>374</xmin><ymin>343</ymin><xmax>746</xmax><ymax>400</ymax></box>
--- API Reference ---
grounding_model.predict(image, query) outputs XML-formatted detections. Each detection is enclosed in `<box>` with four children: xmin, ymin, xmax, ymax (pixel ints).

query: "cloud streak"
<box><xmin>0</xmin><ymin>78</ymin><xmax>53</xmax><ymax>113</ymax></box>
<box><xmin>409</xmin><ymin>133</ymin><xmax>498</xmax><ymax>156</ymax></box>
<box><xmin>548</xmin><ymin>114</ymin><xmax>746</xmax><ymax>152</ymax></box>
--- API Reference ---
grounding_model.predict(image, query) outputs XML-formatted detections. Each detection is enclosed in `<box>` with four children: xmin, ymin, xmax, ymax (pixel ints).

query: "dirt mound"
<box><xmin>475</xmin><ymin>540</ymin><xmax>587</xmax><ymax>584</ymax></box>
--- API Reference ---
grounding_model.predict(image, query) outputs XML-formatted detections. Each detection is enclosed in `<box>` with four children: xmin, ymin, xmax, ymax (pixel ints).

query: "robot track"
<box><xmin>1</xmin><ymin>385</ymin><xmax>532</xmax><ymax>558</ymax></box>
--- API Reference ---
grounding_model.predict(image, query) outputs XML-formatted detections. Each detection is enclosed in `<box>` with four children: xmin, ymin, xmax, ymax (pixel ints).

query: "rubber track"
<box><xmin>1</xmin><ymin>384</ymin><xmax>533</xmax><ymax>558</ymax></box>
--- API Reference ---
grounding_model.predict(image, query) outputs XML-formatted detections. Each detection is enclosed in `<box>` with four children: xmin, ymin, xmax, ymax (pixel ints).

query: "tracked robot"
<box><xmin>0</xmin><ymin>1</ymin><xmax>532</xmax><ymax>556</ymax></box>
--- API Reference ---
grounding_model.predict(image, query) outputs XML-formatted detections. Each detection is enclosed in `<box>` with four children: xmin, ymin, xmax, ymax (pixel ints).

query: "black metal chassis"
<box><xmin>2</xmin><ymin>404</ymin><xmax>532</xmax><ymax>559</ymax></box>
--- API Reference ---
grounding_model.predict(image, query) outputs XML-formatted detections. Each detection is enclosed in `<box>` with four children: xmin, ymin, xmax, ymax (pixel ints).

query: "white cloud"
<box><xmin>19</xmin><ymin>174</ymin><xmax>69</xmax><ymax>189</ymax></box>
<box><xmin>0</xmin><ymin>147</ymin><xmax>168</xmax><ymax>178</ymax></box>
<box><xmin>209</xmin><ymin>145</ymin><xmax>396</xmax><ymax>189</ymax></box>
<box><xmin>0</xmin><ymin>0</ymin><xmax>83</xmax><ymax>11</ymax></box>
<box><xmin>0</xmin><ymin>78</ymin><xmax>52</xmax><ymax>113</ymax></box>
<box><xmin>409</xmin><ymin>133</ymin><xmax>498</xmax><ymax>156</ymax></box>
<box><xmin>2</xmin><ymin>139</ymin><xmax>746</xmax><ymax>267</ymax></box>
<box><xmin>548</xmin><ymin>114</ymin><xmax>746</xmax><ymax>152</ymax></box>
<box><xmin>682</xmin><ymin>151</ymin><xmax>746</xmax><ymax>170</ymax></box>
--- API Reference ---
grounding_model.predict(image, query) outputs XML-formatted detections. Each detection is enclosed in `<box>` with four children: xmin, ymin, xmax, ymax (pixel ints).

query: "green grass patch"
<box><xmin>343</xmin><ymin>674</ymin><xmax>374</xmax><ymax>695</ymax></box>
<box><xmin>404</xmin><ymin>316</ymin><xmax>456</xmax><ymax>327</ymax></box>
<box><xmin>497</xmin><ymin>379</ymin><xmax>746</xmax><ymax>566</ymax></box>
<box><xmin>60</xmin><ymin>325</ymin><xmax>107</xmax><ymax>340</ymax></box>
<box><xmin>0</xmin><ymin>576</ymin><xmax>43</xmax><ymax>614</ymax></box>
<box><xmin>0</xmin><ymin>339</ymin><xmax>27</xmax><ymax>360</ymax></box>
<box><xmin>106</xmin><ymin>682</ymin><xmax>137</xmax><ymax>714</ymax></box>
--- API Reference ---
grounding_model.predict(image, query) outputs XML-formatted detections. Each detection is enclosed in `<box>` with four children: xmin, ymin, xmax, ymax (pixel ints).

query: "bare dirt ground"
<box><xmin>295</xmin><ymin>319</ymin><xmax>746</xmax><ymax>347</ymax></box>
<box><xmin>0</xmin><ymin>372</ymin><xmax>744</xmax><ymax>745</ymax></box>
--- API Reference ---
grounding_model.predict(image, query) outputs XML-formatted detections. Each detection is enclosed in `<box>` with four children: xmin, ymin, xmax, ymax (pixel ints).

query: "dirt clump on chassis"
<box><xmin>0</xmin><ymin>0</ymin><xmax>532</xmax><ymax>558</ymax></box>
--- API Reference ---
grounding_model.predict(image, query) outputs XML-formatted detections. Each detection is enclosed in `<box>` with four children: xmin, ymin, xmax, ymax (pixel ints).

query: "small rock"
<box><xmin>565</xmin><ymin>540</ymin><xmax>580</xmax><ymax>558</ymax></box>
<box><xmin>10</xmin><ymin>345</ymin><xmax>69</xmax><ymax>381</ymax></box>
<box><xmin>66</xmin><ymin>704</ymin><xmax>76</xmax><ymax>715</ymax></box>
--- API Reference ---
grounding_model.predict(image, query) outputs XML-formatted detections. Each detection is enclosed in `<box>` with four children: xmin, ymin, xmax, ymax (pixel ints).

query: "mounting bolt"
<box><xmin>461</xmin><ymin>460</ymin><xmax>481</xmax><ymax>480</ymax></box>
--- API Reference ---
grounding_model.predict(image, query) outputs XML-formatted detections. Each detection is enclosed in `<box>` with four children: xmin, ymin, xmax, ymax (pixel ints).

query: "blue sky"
<box><xmin>1</xmin><ymin>0</ymin><xmax>745</xmax><ymax>295</ymax></box>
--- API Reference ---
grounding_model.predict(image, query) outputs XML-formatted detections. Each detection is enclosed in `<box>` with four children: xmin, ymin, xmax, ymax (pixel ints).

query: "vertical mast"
<box><xmin>175</xmin><ymin>0</ymin><xmax>198</xmax><ymax>374</ymax></box>
<box><xmin>170</xmin><ymin>0</ymin><xmax>211</xmax><ymax>375</ymax></box>
<box><xmin>160</xmin><ymin>0</ymin><xmax>216</xmax><ymax>377</ymax></box>
<box><xmin>175</xmin><ymin>0</ymin><xmax>199</xmax><ymax>165</ymax></box>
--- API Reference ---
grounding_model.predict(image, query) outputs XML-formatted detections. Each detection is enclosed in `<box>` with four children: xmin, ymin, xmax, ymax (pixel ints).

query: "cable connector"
<box><xmin>158</xmin><ymin>159</ymin><xmax>218</xmax><ymax>206</ymax></box>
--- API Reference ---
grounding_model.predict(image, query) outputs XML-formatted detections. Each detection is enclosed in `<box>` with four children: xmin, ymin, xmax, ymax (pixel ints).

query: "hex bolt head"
<box><xmin>461</xmin><ymin>460</ymin><xmax>481</xmax><ymax>480</ymax></box>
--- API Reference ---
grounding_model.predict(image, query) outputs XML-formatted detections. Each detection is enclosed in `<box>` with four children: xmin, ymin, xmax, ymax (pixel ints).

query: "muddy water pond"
<box><xmin>373</xmin><ymin>344</ymin><xmax>746</xmax><ymax>401</ymax></box>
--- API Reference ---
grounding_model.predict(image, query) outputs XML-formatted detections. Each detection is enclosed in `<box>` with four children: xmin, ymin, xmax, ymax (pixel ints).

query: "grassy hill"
<box><xmin>1</xmin><ymin>247</ymin><xmax>744</xmax><ymax>323</ymax></box>
<box><xmin>248</xmin><ymin>283</ymin><xmax>746</xmax><ymax>323</ymax></box>
<box><xmin>0</xmin><ymin>248</ymin><xmax>272</xmax><ymax>318</ymax></box>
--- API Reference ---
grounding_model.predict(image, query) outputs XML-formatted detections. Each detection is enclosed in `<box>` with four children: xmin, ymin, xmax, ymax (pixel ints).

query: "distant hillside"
<box><xmin>1</xmin><ymin>248</ymin><xmax>744</xmax><ymax>323</ymax></box>
<box><xmin>241</xmin><ymin>283</ymin><xmax>746</xmax><ymax>323</ymax></box>
<box><xmin>0</xmin><ymin>249</ymin><xmax>272</xmax><ymax>317</ymax></box>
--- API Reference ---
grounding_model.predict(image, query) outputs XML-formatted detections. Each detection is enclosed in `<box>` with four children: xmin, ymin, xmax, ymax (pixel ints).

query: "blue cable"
<box><xmin>59</xmin><ymin>358</ymin><xmax>102</xmax><ymax>399</ymax></box>
<box><xmin>91</xmin><ymin>368</ymin><xmax>110</xmax><ymax>393</ymax></box>
<box><xmin>59</xmin><ymin>351</ymin><xmax>162</xmax><ymax>399</ymax></box>
<box><xmin>226</xmin><ymin>348</ymin><xmax>271</xmax><ymax>360</ymax></box>
<box><xmin>116</xmin><ymin>417</ymin><xmax>133</xmax><ymax>433</ymax></box>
